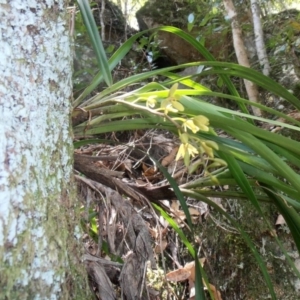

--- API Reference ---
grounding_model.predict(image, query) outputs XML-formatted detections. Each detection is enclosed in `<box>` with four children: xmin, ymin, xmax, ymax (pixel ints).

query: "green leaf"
<box><xmin>74</xmin><ymin>30</ymin><xmax>151</xmax><ymax>107</ymax></box>
<box><xmin>261</xmin><ymin>184</ymin><xmax>300</xmax><ymax>254</ymax></box>
<box><xmin>219</xmin><ymin>152</ymin><xmax>261</xmax><ymax>211</ymax></box>
<box><xmin>181</xmin><ymin>190</ymin><xmax>277</xmax><ymax>300</ymax></box>
<box><xmin>155</xmin><ymin>26</ymin><xmax>250</xmax><ymax>117</ymax></box>
<box><xmin>77</xmin><ymin>0</ymin><xmax>112</xmax><ymax>87</ymax></box>
<box><xmin>155</xmin><ymin>159</ymin><xmax>193</xmax><ymax>230</ymax></box>
<box><xmin>152</xmin><ymin>203</ymin><xmax>194</xmax><ymax>256</ymax></box>
<box><xmin>228</xmin><ymin>129</ymin><xmax>300</xmax><ymax>195</ymax></box>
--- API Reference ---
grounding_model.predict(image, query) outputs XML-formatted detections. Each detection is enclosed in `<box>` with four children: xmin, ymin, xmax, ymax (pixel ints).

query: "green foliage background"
<box><xmin>74</xmin><ymin>0</ymin><xmax>300</xmax><ymax>298</ymax></box>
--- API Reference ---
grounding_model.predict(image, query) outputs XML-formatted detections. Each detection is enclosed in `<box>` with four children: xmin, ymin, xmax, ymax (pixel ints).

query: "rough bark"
<box><xmin>251</xmin><ymin>0</ymin><xmax>270</xmax><ymax>76</ymax></box>
<box><xmin>0</xmin><ymin>1</ymin><xmax>85</xmax><ymax>299</ymax></box>
<box><xmin>223</xmin><ymin>0</ymin><xmax>262</xmax><ymax>117</ymax></box>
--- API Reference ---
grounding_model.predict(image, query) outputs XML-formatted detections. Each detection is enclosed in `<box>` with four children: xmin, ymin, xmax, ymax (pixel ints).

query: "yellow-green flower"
<box><xmin>179</xmin><ymin>132</ymin><xmax>189</xmax><ymax>144</ymax></box>
<box><xmin>176</xmin><ymin>142</ymin><xmax>199</xmax><ymax>166</ymax></box>
<box><xmin>207</xmin><ymin>158</ymin><xmax>227</xmax><ymax>169</ymax></box>
<box><xmin>193</xmin><ymin>115</ymin><xmax>210</xmax><ymax>131</ymax></box>
<box><xmin>205</xmin><ymin>140</ymin><xmax>218</xmax><ymax>150</ymax></box>
<box><xmin>146</xmin><ymin>96</ymin><xmax>157</xmax><ymax>108</ymax></box>
<box><xmin>157</xmin><ymin>83</ymin><xmax>184</xmax><ymax>115</ymax></box>
<box><xmin>160</xmin><ymin>98</ymin><xmax>180</xmax><ymax>114</ymax></box>
<box><xmin>182</xmin><ymin>119</ymin><xmax>200</xmax><ymax>133</ymax></box>
<box><xmin>168</xmin><ymin>83</ymin><xmax>179</xmax><ymax>98</ymax></box>
<box><xmin>171</xmin><ymin>100</ymin><xmax>184</xmax><ymax>111</ymax></box>
<box><xmin>200</xmin><ymin>141</ymin><xmax>218</xmax><ymax>158</ymax></box>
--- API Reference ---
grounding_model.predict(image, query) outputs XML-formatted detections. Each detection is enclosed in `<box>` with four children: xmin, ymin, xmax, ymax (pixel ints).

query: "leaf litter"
<box><xmin>74</xmin><ymin>129</ymin><xmax>234</xmax><ymax>299</ymax></box>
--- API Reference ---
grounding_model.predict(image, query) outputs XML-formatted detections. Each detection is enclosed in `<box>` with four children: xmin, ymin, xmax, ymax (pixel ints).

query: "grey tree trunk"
<box><xmin>223</xmin><ymin>0</ymin><xmax>262</xmax><ymax>117</ymax></box>
<box><xmin>0</xmin><ymin>1</ymin><xmax>85</xmax><ymax>299</ymax></box>
<box><xmin>250</xmin><ymin>0</ymin><xmax>270</xmax><ymax>76</ymax></box>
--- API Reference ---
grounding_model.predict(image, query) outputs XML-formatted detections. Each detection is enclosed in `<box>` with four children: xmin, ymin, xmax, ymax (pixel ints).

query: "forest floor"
<box><xmin>74</xmin><ymin>126</ymin><xmax>300</xmax><ymax>300</ymax></box>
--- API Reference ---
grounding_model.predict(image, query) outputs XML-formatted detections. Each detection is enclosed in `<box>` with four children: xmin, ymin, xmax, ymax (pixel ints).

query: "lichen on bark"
<box><xmin>0</xmin><ymin>1</ymin><xmax>87</xmax><ymax>299</ymax></box>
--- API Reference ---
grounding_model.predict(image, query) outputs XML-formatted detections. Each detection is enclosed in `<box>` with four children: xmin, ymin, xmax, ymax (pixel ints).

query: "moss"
<box><xmin>291</xmin><ymin>81</ymin><xmax>300</xmax><ymax>99</ymax></box>
<box><xmin>199</xmin><ymin>199</ymin><xmax>298</xmax><ymax>299</ymax></box>
<box><xmin>136</xmin><ymin>0</ymin><xmax>222</xmax><ymax>30</ymax></box>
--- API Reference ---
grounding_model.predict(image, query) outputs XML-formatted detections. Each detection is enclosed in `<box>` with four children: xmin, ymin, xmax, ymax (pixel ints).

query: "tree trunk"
<box><xmin>0</xmin><ymin>1</ymin><xmax>86</xmax><ymax>299</ymax></box>
<box><xmin>250</xmin><ymin>0</ymin><xmax>270</xmax><ymax>76</ymax></box>
<box><xmin>100</xmin><ymin>0</ymin><xmax>106</xmax><ymax>40</ymax></box>
<box><xmin>223</xmin><ymin>0</ymin><xmax>262</xmax><ymax>117</ymax></box>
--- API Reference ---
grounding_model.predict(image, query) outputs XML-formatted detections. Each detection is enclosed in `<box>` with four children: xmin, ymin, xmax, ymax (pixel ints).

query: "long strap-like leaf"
<box><xmin>77</xmin><ymin>0</ymin><xmax>112</xmax><ymax>87</ymax></box>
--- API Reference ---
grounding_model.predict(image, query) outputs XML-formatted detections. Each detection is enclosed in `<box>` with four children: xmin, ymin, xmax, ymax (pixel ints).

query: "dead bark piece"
<box><xmin>104</xmin><ymin>188</ymin><xmax>157</xmax><ymax>269</ymax></box>
<box><xmin>75</xmin><ymin>153</ymin><xmax>176</xmax><ymax>205</ymax></box>
<box><xmin>128</xmin><ymin>183</ymin><xmax>176</xmax><ymax>201</ymax></box>
<box><xmin>76</xmin><ymin>175</ymin><xmax>156</xmax><ymax>267</ymax></box>
<box><xmin>74</xmin><ymin>154</ymin><xmax>124</xmax><ymax>179</ymax></box>
<box><xmin>74</xmin><ymin>154</ymin><xmax>152</xmax><ymax>204</ymax></box>
<box><xmin>120</xmin><ymin>251</ymin><xmax>148</xmax><ymax>300</ymax></box>
<box><xmin>77</xmin><ymin>176</ymin><xmax>157</xmax><ymax>299</ymax></box>
<box><xmin>76</xmin><ymin>156</ymin><xmax>159</xmax><ymax>299</ymax></box>
<box><xmin>85</xmin><ymin>260</ymin><xmax>116</xmax><ymax>300</ymax></box>
<box><xmin>74</xmin><ymin>154</ymin><xmax>119</xmax><ymax>161</ymax></box>
<box><xmin>83</xmin><ymin>253</ymin><xmax>122</xmax><ymax>285</ymax></box>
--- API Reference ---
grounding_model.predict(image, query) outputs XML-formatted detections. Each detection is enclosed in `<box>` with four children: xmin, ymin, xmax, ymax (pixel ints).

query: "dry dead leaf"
<box><xmin>188</xmin><ymin>207</ymin><xmax>200</xmax><ymax>216</ymax></box>
<box><xmin>189</xmin><ymin>207</ymin><xmax>201</xmax><ymax>224</ymax></box>
<box><xmin>171</xmin><ymin>200</ymin><xmax>180</xmax><ymax>211</ymax></box>
<box><xmin>120</xmin><ymin>159</ymin><xmax>132</xmax><ymax>173</ymax></box>
<box><xmin>166</xmin><ymin>268</ymin><xmax>191</xmax><ymax>282</ymax></box>
<box><xmin>185</xmin><ymin>259</ymin><xmax>222</xmax><ymax>300</ymax></box>
<box><xmin>149</xmin><ymin>226</ymin><xmax>168</xmax><ymax>240</ymax></box>
<box><xmin>166</xmin><ymin>258</ymin><xmax>222</xmax><ymax>299</ymax></box>
<box><xmin>148</xmin><ymin>227</ymin><xmax>158</xmax><ymax>239</ymax></box>
<box><xmin>207</xmin><ymin>283</ymin><xmax>223</xmax><ymax>300</ymax></box>
<box><xmin>142</xmin><ymin>163</ymin><xmax>157</xmax><ymax>177</ymax></box>
<box><xmin>159</xmin><ymin>200</ymin><xmax>171</xmax><ymax>208</ymax></box>
<box><xmin>288</xmin><ymin>110</ymin><xmax>300</xmax><ymax>121</ymax></box>
<box><xmin>135</xmin><ymin>179</ymin><xmax>148</xmax><ymax>187</ymax></box>
<box><xmin>186</xmin><ymin>198</ymin><xmax>208</xmax><ymax>216</ymax></box>
<box><xmin>154</xmin><ymin>239</ymin><xmax>168</xmax><ymax>254</ymax></box>
<box><xmin>95</xmin><ymin>160</ymin><xmax>107</xmax><ymax>168</ymax></box>
<box><xmin>183</xmin><ymin>258</ymin><xmax>206</xmax><ymax>282</ymax></box>
<box><xmin>162</xmin><ymin>146</ymin><xmax>179</xmax><ymax>167</ymax></box>
<box><xmin>171</xmin><ymin>201</ymin><xmax>201</xmax><ymax>224</ymax></box>
<box><xmin>269</xmin><ymin>229</ymin><xmax>277</xmax><ymax>237</ymax></box>
<box><xmin>170</xmin><ymin>201</ymin><xmax>186</xmax><ymax>222</ymax></box>
<box><xmin>158</xmin><ymin>215</ymin><xmax>169</xmax><ymax>228</ymax></box>
<box><xmin>275</xmin><ymin>214</ymin><xmax>286</xmax><ymax>226</ymax></box>
<box><xmin>189</xmin><ymin>279</ymin><xmax>195</xmax><ymax>299</ymax></box>
<box><xmin>209</xmin><ymin>197</ymin><xmax>226</xmax><ymax>211</ymax></box>
<box><xmin>116</xmin><ymin>162</ymin><xmax>126</xmax><ymax>172</ymax></box>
